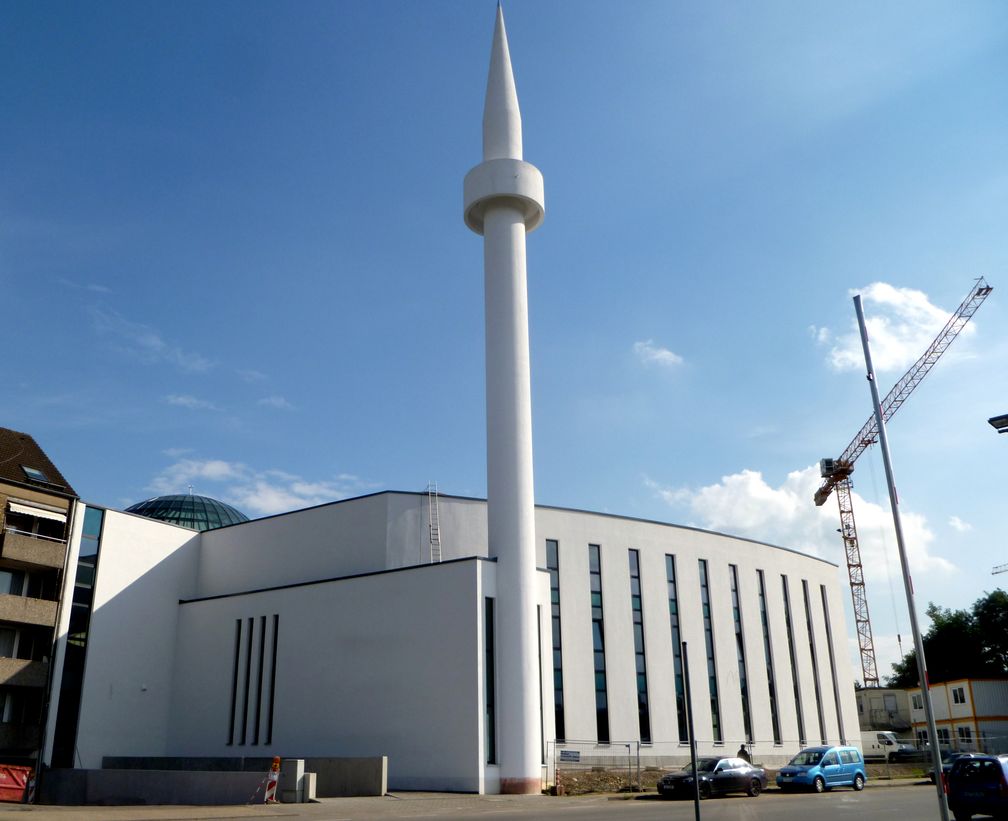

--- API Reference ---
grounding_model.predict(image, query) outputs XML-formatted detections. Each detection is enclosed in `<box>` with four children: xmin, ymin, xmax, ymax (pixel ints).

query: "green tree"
<box><xmin>885</xmin><ymin>590</ymin><xmax>1008</xmax><ymax>687</ymax></box>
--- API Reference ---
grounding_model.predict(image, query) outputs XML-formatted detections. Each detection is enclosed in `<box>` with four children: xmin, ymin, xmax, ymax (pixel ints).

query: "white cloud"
<box><xmin>258</xmin><ymin>395</ymin><xmax>294</xmax><ymax>410</ymax></box>
<box><xmin>58</xmin><ymin>277</ymin><xmax>112</xmax><ymax>294</ymax></box>
<box><xmin>146</xmin><ymin>459</ymin><xmax>380</xmax><ymax>516</ymax></box>
<box><xmin>238</xmin><ymin>369</ymin><xmax>267</xmax><ymax>382</ymax></box>
<box><xmin>814</xmin><ymin>282</ymin><xmax>972</xmax><ymax>374</ymax></box>
<box><xmin>90</xmin><ymin>307</ymin><xmax>213</xmax><ymax>373</ymax></box>
<box><xmin>647</xmin><ymin>465</ymin><xmax>954</xmax><ymax>585</ymax></box>
<box><xmin>948</xmin><ymin>515</ymin><xmax>972</xmax><ymax>533</ymax></box>
<box><xmin>633</xmin><ymin>339</ymin><xmax>684</xmax><ymax>368</ymax></box>
<box><xmin>808</xmin><ymin>325</ymin><xmax>831</xmax><ymax>344</ymax></box>
<box><xmin>165</xmin><ymin>394</ymin><xmax>219</xmax><ymax>411</ymax></box>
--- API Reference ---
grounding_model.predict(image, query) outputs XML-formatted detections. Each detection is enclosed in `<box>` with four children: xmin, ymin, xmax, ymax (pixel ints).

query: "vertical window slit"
<box><xmin>253</xmin><ymin>614</ymin><xmax>266</xmax><ymax>745</ymax></box>
<box><xmin>240</xmin><ymin>616</ymin><xmax>253</xmax><ymax>745</ymax></box>
<box><xmin>802</xmin><ymin>580</ymin><xmax>827</xmax><ymax>743</ymax></box>
<box><xmin>227</xmin><ymin>618</ymin><xmax>241</xmax><ymax>745</ymax></box>
<box><xmin>820</xmin><ymin>585</ymin><xmax>845</xmax><ymax>744</ymax></box>
<box><xmin>266</xmin><ymin>614</ymin><xmax>279</xmax><ymax>745</ymax></box>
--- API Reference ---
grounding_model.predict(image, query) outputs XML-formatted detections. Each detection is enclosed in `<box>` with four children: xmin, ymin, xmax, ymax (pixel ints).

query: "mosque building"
<box><xmin>5</xmin><ymin>8</ymin><xmax>860</xmax><ymax>798</ymax></box>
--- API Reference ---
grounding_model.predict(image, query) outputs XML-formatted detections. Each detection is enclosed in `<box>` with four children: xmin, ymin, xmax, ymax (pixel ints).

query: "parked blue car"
<box><xmin>776</xmin><ymin>745</ymin><xmax>867</xmax><ymax>793</ymax></box>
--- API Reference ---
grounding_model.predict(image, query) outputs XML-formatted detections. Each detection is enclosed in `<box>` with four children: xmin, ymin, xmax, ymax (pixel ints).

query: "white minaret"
<box><xmin>464</xmin><ymin>5</ymin><xmax>544</xmax><ymax>795</ymax></box>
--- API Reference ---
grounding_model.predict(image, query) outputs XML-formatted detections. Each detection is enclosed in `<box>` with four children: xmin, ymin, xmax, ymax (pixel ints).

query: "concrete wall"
<box><xmin>40</xmin><ymin>768</ymin><xmax>267</xmax><ymax>806</ymax></box>
<box><xmin>167</xmin><ymin>557</ymin><xmax>490</xmax><ymax>792</ymax></box>
<box><xmin>51</xmin><ymin>508</ymin><xmax>199</xmax><ymax>767</ymax></box>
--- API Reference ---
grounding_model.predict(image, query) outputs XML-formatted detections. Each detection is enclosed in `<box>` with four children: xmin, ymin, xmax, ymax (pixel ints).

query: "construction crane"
<box><xmin>814</xmin><ymin>277</ymin><xmax>993</xmax><ymax>686</ymax></box>
<box><xmin>993</xmin><ymin>564</ymin><xmax>1008</xmax><ymax>576</ymax></box>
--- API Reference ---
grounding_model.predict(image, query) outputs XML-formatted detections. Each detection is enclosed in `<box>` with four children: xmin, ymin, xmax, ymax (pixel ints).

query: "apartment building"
<box><xmin>0</xmin><ymin>428</ymin><xmax>76</xmax><ymax>765</ymax></box>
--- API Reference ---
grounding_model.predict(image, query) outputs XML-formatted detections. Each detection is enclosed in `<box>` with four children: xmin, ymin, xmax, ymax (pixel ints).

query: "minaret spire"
<box><xmin>464</xmin><ymin>5</ymin><xmax>545</xmax><ymax>796</ymax></box>
<box><xmin>483</xmin><ymin>5</ymin><xmax>522</xmax><ymax>161</ymax></box>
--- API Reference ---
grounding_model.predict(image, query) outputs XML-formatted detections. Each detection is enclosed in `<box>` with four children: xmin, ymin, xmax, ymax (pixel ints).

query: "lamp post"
<box><xmin>854</xmin><ymin>295</ymin><xmax>949</xmax><ymax>821</ymax></box>
<box><xmin>988</xmin><ymin>414</ymin><xmax>1008</xmax><ymax>434</ymax></box>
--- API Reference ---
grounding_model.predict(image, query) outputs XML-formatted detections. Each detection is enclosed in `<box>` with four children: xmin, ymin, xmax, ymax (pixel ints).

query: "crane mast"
<box><xmin>815</xmin><ymin>277</ymin><xmax>992</xmax><ymax>686</ymax></box>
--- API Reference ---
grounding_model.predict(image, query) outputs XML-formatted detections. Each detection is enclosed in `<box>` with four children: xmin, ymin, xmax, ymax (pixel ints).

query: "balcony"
<box><xmin>0</xmin><ymin>594</ymin><xmax>57</xmax><ymax>628</ymax></box>
<box><xmin>1</xmin><ymin>529</ymin><xmax>66</xmax><ymax>570</ymax></box>
<box><xmin>0</xmin><ymin>658</ymin><xmax>47</xmax><ymax>688</ymax></box>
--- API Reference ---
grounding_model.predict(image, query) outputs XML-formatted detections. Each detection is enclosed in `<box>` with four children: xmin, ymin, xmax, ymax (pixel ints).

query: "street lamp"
<box><xmin>988</xmin><ymin>414</ymin><xmax>1008</xmax><ymax>434</ymax></box>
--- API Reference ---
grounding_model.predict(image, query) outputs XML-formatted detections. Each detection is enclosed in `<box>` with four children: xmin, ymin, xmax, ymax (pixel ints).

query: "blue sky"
<box><xmin>3</xmin><ymin>1</ymin><xmax>1006</xmax><ymax>682</ymax></box>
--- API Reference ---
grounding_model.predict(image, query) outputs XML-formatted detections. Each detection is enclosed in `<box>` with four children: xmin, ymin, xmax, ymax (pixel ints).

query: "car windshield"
<box><xmin>789</xmin><ymin>750</ymin><xmax>824</xmax><ymax>766</ymax></box>
<box><xmin>682</xmin><ymin>758</ymin><xmax>720</xmax><ymax>773</ymax></box>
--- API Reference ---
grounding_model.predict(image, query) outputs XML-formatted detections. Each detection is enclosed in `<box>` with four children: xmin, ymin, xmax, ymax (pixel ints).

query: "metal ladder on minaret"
<box><xmin>427</xmin><ymin>481</ymin><xmax>442</xmax><ymax>563</ymax></box>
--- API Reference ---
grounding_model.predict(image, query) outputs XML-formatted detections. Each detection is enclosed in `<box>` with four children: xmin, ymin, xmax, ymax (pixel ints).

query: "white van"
<box><xmin>860</xmin><ymin>730</ymin><xmax>914</xmax><ymax>760</ymax></box>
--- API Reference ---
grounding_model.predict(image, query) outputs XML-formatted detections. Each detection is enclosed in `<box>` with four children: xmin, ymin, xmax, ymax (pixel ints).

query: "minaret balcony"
<box><xmin>1</xmin><ymin>529</ymin><xmax>66</xmax><ymax>570</ymax></box>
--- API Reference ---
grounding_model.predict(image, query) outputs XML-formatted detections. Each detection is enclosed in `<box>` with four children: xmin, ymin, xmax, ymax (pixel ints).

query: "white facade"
<box><xmin>43</xmin><ymin>491</ymin><xmax>860</xmax><ymax>792</ymax></box>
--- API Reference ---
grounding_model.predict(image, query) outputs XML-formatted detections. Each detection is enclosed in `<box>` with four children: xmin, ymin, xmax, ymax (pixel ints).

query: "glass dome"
<box><xmin>125</xmin><ymin>494</ymin><xmax>249</xmax><ymax>532</ymax></box>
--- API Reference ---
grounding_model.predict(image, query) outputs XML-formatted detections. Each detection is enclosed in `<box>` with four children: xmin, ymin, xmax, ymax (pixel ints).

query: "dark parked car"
<box><xmin>657</xmin><ymin>756</ymin><xmax>767</xmax><ymax>799</ymax></box>
<box><xmin>946</xmin><ymin>754</ymin><xmax>1008</xmax><ymax>821</ymax></box>
<box><xmin>928</xmin><ymin>752</ymin><xmax>977</xmax><ymax>784</ymax></box>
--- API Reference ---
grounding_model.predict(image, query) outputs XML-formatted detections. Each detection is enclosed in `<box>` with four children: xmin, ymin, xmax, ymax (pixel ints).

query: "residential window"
<box><xmin>952</xmin><ymin>687</ymin><xmax>966</xmax><ymax>705</ymax></box>
<box><xmin>546</xmin><ymin>540</ymin><xmax>565</xmax><ymax>741</ymax></box>
<box><xmin>757</xmin><ymin>570</ymin><xmax>782</xmax><ymax>745</ymax></box>
<box><xmin>912</xmin><ymin>693</ymin><xmax>923</xmax><ymax>710</ymax></box>
<box><xmin>729</xmin><ymin>565</ymin><xmax>752</xmax><ymax>742</ymax></box>
<box><xmin>628</xmin><ymin>550</ymin><xmax>650</xmax><ymax>743</ymax></box>
<box><xmin>698</xmin><ymin>559</ymin><xmax>722</xmax><ymax>743</ymax></box>
<box><xmin>20</xmin><ymin>466</ymin><xmax>48</xmax><ymax>483</ymax></box>
<box><xmin>958</xmin><ymin>726</ymin><xmax>972</xmax><ymax>745</ymax></box>
<box><xmin>916</xmin><ymin>729</ymin><xmax>929</xmax><ymax>746</ymax></box>
<box><xmin>666</xmin><ymin>555</ymin><xmax>688</xmax><ymax>743</ymax></box>
<box><xmin>782</xmin><ymin>576</ymin><xmax>806</xmax><ymax>747</ymax></box>
<box><xmin>589</xmin><ymin>545</ymin><xmax>609</xmax><ymax>743</ymax></box>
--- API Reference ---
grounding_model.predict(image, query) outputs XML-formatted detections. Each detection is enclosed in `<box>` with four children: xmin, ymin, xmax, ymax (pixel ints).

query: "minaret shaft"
<box><xmin>483</xmin><ymin>204</ymin><xmax>539</xmax><ymax>794</ymax></box>
<box><xmin>463</xmin><ymin>6</ymin><xmax>545</xmax><ymax>796</ymax></box>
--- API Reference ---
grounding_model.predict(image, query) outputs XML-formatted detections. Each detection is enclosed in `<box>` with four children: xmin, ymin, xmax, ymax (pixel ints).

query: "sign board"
<box><xmin>559</xmin><ymin>750</ymin><xmax>580</xmax><ymax>763</ymax></box>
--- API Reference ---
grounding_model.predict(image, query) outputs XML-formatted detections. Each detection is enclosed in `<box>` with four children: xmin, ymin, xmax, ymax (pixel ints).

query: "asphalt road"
<box><xmin>0</xmin><ymin>783</ymin><xmax>954</xmax><ymax>821</ymax></box>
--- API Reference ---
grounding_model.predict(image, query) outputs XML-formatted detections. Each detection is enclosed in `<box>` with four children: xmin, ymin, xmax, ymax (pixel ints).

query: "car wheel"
<box><xmin>813</xmin><ymin>776</ymin><xmax>826</xmax><ymax>793</ymax></box>
<box><xmin>747</xmin><ymin>779</ymin><xmax>762</xmax><ymax>797</ymax></box>
<box><xmin>853</xmin><ymin>774</ymin><xmax>864</xmax><ymax>791</ymax></box>
<box><xmin>699</xmin><ymin>782</ymin><xmax>711</xmax><ymax>799</ymax></box>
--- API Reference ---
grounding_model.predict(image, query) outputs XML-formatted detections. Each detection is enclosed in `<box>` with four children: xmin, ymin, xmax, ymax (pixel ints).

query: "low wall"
<box><xmin>40</xmin><ymin>769</ymin><xmax>266</xmax><ymax>806</ymax></box>
<box><xmin>304</xmin><ymin>757</ymin><xmax>387</xmax><ymax>797</ymax></box>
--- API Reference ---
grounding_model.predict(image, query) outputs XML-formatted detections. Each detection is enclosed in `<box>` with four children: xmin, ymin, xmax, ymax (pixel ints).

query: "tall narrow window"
<box><xmin>781</xmin><ymin>576</ymin><xmax>806</xmax><ymax>746</ymax></box>
<box><xmin>729</xmin><ymin>565</ymin><xmax>752</xmax><ymax>742</ymax></box>
<box><xmin>666</xmin><ymin>555</ymin><xmax>688</xmax><ymax>743</ymax></box>
<box><xmin>698</xmin><ymin>559</ymin><xmax>722</xmax><ymax>743</ymax></box>
<box><xmin>757</xmin><ymin>570</ymin><xmax>782</xmax><ymax>744</ymax></box>
<box><xmin>802</xmin><ymin>580</ymin><xmax>826</xmax><ymax>743</ymax></box>
<box><xmin>628</xmin><ymin>550</ymin><xmax>651</xmax><ymax>743</ymax></box>
<box><xmin>485</xmin><ymin>597</ymin><xmax>496</xmax><ymax>764</ymax></box>
<box><xmin>820</xmin><ymin>585</ymin><xmax>845</xmax><ymax>744</ymax></box>
<box><xmin>546</xmin><ymin>540</ymin><xmax>565</xmax><ymax>741</ymax></box>
<box><xmin>589</xmin><ymin>544</ymin><xmax>609</xmax><ymax>743</ymax></box>
<box><xmin>52</xmin><ymin>506</ymin><xmax>103</xmax><ymax>768</ymax></box>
